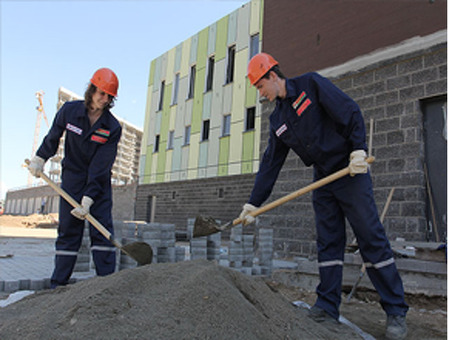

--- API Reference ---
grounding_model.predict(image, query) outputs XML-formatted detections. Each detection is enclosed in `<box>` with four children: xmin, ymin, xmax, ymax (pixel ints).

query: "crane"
<box><xmin>28</xmin><ymin>90</ymin><xmax>49</xmax><ymax>185</ymax></box>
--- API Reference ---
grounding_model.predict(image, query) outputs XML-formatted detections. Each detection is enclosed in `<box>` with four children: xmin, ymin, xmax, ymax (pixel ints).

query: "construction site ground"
<box><xmin>0</xmin><ymin>214</ymin><xmax>447</xmax><ymax>339</ymax></box>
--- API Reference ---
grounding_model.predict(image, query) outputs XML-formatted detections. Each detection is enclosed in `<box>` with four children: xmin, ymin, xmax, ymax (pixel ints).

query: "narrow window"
<box><xmin>245</xmin><ymin>107</ymin><xmax>255</xmax><ymax>131</ymax></box>
<box><xmin>222</xmin><ymin>114</ymin><xmax>231</xmax><ymax>136</ymax></box>
<box><xmin>206</xmin><ymin>56</ymin><xmax>215</xmax><ymax>92</ymax></box>
<box><xmin>188</xmin><ymin>65</ymin><xmax>196</xmax><ymax>99</ymax></box>
<box><xmin>172</xmin><ymin>74</ymin><xmax>179</xmax><ymax>105</ymax></box>
<box><xmin>184</xmin><ymin>126</ymin><xmax>191</xmax><ymax>145</ymax></box>
<box><xmin>249</xmin><ymin>33</ymin><xmax>259</xmax><ymax>59</ymax></box>
<box><xmin>167</xmin><ymin>130</ymin><xmax>174</xmax><ymax>149</ymax></box>
<box><xmin>158</xmin><ymin>81</ymin><xmax>165</xmax><ymax>111</ymax></box>
<box><xmin>154</xmin><ymin>135</ymin><xmax>160</xmax><ymax>152</ymax></box>
<box><xmin>202</xmin><ymin>120</ymin><xmax>210</xmax><ymax>141</ymax></box>
<box><xmin>226</xmin><ymin>45</ymin><xmax>235</xmax><ymax>84</ymax></box>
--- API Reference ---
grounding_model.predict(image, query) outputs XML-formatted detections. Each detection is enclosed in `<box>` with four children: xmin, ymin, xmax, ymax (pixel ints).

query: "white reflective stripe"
<box><xmin>318</xmin><ymin>259</ymin><xmax>343</xmax><ymax>268</ymax></box>
<box><xmin>364</xmin><ymin>257</ymin><xmax>395</xmax><ymax>269</ymax></box>
<box><xmin>91</xmin><ymin>246</ymin><xmax>116</xmax><ymax>252</ymax></box>
<box><xmin>55</xmin><ymin>250</ymin><xmax>78</xmax><ymax>256</ymax></box>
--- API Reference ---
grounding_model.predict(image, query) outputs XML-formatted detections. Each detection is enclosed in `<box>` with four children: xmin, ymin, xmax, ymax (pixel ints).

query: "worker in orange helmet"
<box><xmin>28</xmin><ymin>68</ymin><xmax>122</xmax><ymax>288</ymax></box>
<box><xmin>240</xmin><ymin>53</ymin><xmax>408</xmax><ymax>340</ymax></box>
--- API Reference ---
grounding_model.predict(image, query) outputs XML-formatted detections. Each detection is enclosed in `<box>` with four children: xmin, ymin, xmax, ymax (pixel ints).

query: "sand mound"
<box><xmin>0</xmin><ymin>213</ymin><xmax>58</xmax><ymax>228</ymax></box>
<box><xmin>0</xmin><ymin>260</ymin><xmax>361</xmax><ymax>339</ymax></box>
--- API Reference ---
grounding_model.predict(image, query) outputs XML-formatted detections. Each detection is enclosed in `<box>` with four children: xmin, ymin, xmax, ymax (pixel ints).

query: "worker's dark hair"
<box><xmin>84</xmin><ymin>83</ymin><xmax>116</xmax><ymax>110</ymax></box>
<box><xmin>262</xmin><ymin>65</ymin><xmax>286</xmax><ymax>80</ymax></box>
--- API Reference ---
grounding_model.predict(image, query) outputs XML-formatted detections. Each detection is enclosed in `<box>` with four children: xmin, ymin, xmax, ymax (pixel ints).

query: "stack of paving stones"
<box><xmin>190</xmin><ymin>236</ymin><xmax>208</xmax><ymax>260</ymax></box>
<box><xmin>115</xmin><ymin>221</ymin><xmax>179</xmax><ymax>268</ymax></box>
<box><xmin>117</xmin><ymin>221</ymin><xmax>141</xmax><ymax>270</ymax></box>
<box><xmin>242</xmin><ymin>233</ymin><xmax>255</xmax><ymax>275</ymax></box>
<box><xmin>155</xmin><ymin>224</ymin><xmax>176</xmax><ymax>263</ymax></box>
<box><xmin>257</xmin><ymin>228</ymin><xmax>273</xmax><ymax>275</ymax></box>
<box><xmin>229</xmin><ymin>226</ymin><xmax>243</xmax><ymax>269</ymax></box>
<box><xmin>207</xmin><ymin>233</ymin><xmax>221</xmax><ymax>261</ymax></box>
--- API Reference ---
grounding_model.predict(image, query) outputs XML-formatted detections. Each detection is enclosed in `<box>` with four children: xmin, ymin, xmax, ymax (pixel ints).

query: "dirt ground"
<box><xmin>0</xmin><ymin>215</ymin><xmax>447</xmax><ymax>339</ymax></box>
<box><xmin>271</xmin><ymin>283</ymin><xmax>447</xmax><ymax>340</ymax></box>
<box><xmin>0</xmin><ymin>213</ymin><xmax>58</xmax><ymax>229</ymax></box>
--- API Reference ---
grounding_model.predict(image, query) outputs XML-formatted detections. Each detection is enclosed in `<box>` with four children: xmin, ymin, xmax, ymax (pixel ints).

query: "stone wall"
<box><xmin>134</xmin><ymin>173</ymin><xmax>256</xmax><ymax>232</ymax></box>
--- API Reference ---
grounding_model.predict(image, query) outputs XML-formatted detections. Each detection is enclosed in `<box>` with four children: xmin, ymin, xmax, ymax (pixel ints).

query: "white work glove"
<box><xmin>239</xmin><ymin>203</ymin><xmax>258</xmax><ymax>226</ymax></box>
<box><xmin>71</xmin><ymin>196</ymin><xmax>94</xmax><ymax>220</ymax></box>
<box><xmin>28</xmin><ymin>156</ymin><xmax>45</xmax><ymax>177</ymax></box>
<box><xmin>349</xmin><ymin>150</ymin><xmax>368</xmax><ymax>176</ymax></box>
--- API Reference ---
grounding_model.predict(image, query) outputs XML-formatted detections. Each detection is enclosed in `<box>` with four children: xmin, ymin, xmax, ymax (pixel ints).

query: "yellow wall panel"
<box><xmin>166</xmin><ymin>47</ymin><xmax>176</xmax><ymax>82</ymax></box>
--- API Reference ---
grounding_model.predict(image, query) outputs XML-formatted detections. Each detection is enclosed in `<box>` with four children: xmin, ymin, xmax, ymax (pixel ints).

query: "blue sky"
<box><xmin>0</xmin><ymin>0</ymin><xmax>248</xmax><ymax>199</ymax></box>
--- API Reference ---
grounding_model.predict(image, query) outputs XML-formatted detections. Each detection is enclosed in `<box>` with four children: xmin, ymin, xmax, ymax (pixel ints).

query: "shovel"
<box><xmin>25</xmin><ymin>159</ymin><xmax>153</xmax><ymax>265</ymax></box>
<box><xmin>193</xmin><ymin>157</ymin><xmax>375</xmax><ymax>238</ymax></box>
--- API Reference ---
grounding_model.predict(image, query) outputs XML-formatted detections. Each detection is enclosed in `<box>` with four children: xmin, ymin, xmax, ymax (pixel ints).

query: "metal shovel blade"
<box><xmin>122</xmin><ymin>241</ymin><xmax>153</xmax><ymax>266</ymax></box>
<box><xmin>193</xmin><ymin>215</ymin><xmax>233</xmax><ymax>238</ymax></box>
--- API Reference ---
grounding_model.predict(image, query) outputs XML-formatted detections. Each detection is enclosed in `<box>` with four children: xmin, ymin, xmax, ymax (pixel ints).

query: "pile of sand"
<box><xmin>0</xmin><ymin>260</ymin><xmax>362</xmax><ymax>339</ymax></box>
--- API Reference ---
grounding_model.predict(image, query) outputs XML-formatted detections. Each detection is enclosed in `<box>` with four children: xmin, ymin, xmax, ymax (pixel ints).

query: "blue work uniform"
<box><xmin>36</xmin><ymin>100</ymin><xmax>122</xmax><ymax>287</ymax></box>
<box><xmin>249</xmin><ymin>72</ymin><xmax>408</xmax><ymax>319</ymax></box>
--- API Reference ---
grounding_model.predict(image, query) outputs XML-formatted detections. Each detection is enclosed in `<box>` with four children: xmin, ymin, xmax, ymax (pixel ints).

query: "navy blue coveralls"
<box><xmin>248</xmin><ymin>72</ymin><xmax>408</xmax><ymax>319</ymax></box>
<box><xmin>36</xmin><ymin>100</ymin><xmax>122</xmax><ymax>287</ymax></box>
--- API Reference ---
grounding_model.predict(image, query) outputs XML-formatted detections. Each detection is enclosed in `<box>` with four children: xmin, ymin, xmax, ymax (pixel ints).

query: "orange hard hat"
<box><xmin>90</xmin><ymin>68</ymin><xmax>119</xmax><ymax>97</ymax></box>
<box><xmin>247</xmin><ymin>53</ymin><xmax>279</xmax><ymax>85</ymax></box>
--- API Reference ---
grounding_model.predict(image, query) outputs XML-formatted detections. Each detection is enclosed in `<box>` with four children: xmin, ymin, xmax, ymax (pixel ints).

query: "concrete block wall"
<box><xmin>135</xmin><ymin>173</ymin><xmax>256</xmax><ymax>232</ymax></box>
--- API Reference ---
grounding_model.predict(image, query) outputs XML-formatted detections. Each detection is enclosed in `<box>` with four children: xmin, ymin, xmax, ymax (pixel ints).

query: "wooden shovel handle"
<box><xmin>233</xmin><ymin>156</ymin><xmax>375</xmax><ymax>226</ymax></box>
<box><xmin>24</xmin><ymin>159</ymin><xmax>121</xmax><ymax>249</ymax></box>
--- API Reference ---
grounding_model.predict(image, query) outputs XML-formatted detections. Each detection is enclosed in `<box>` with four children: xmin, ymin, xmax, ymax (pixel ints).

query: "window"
<box><xmin>158</xmin><ymin>81</ymin><xmax>165</xmax><ymax>111</ymax></box>
<box><xmin>184</xmin><ymin>125</ymin><xmax>191</xmax><ymax>145</ymax></box>
<box><xmin>167</xmin><ymin>130</ymin><xmax>174</xmax><ymax>149</ymax></box>
<box><xmin>245</xmin><ymin>107</ymin><xmax>255</xmax><ymax>131</ymax></box>
<box><xmin>206</xmin><ymin>56</ymin><xmax>215</xmax><ymax>92</ymax></box>
<box><xmin>249</xmin><ymin>33</ymin><xmax>259</xmax><ymax>59</ymax></box>
<box><xmin>222</xmin><ymin>114</ymin><xmax>231</xmax><ymax>136</ymax></box>
<box><xmin>188</xmin><ymin>65</ymin><xmax>196</xmax><ymax>99</ymax></box>
<box><xmin>202</xmin><ymin>120</ymin><xmax>210</xmax><ymax>141</ymax></box>
<box><xmin>172</xmin><ymin>74</ymin><xmax>179</xmax><ymax>105</ymax></box>
<box><xmin>154</xmin><ymin>135</ymin><xmax>160</xmax><ymax>152</ymax></box>
<box><xmin>226</xmin><ymin>45</ymin><xmax>235</xmax><ymax>84</ymax></box>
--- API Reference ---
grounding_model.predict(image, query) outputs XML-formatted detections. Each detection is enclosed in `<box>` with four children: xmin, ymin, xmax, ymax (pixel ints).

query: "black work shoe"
<box><xmin>386</xmin><ymin>315</ymin><xmax>407</xmax><ymax>340</ymax></box>
<box><xmin>308</xmin><ymin>306</ymin><xmax>339</xmax><ymax>323</ymax></box>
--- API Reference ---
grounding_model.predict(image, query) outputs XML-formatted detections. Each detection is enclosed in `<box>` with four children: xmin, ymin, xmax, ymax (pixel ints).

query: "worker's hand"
<box><xmin>71</xmin><ymin>196</ymin><xmax>94</xmax><ymax>220</ymax></box>
<box><xmin>239</xmin><ymin>203</ymin><xmax>258</xmax><ymax>226</ymax></box>
<box><xmin>28</xmin><ymin>156</ymin><xmax>45</xmax><ymax>178</ymax></box>
<box><xmin>349</xmin><ymin>150</ymin><xmax>368</xmax><ymax>176</ymax></box>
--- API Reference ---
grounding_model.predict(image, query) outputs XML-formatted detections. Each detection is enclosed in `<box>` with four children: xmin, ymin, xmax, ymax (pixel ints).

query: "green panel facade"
<box><xmin>215</xmin><ymin>16</ymin><xmax>228</xmax><ymax>62</ymax></box>
<box><xmin>139</xmin><ymin>0</ymin><xmax>262</xmax><ymax>185</ymax></box>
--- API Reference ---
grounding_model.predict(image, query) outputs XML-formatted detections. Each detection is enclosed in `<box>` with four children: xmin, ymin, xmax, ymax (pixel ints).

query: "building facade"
<box><xmin>136</xmin><ymin>0</ymin><xmax>447</xmax><ymax>259</ymax></box>
<box><xmin>139</xmin><ymin>0</ymin><xmax>263</xmax><ymax>185</ymax></box>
